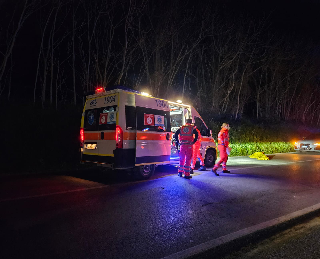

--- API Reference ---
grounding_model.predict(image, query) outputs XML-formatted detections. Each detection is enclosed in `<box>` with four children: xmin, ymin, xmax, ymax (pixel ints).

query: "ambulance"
<box><xmin>80</xmin><ymin>86</ymin><xmax>217</xmax><ymax>179</ymax></box>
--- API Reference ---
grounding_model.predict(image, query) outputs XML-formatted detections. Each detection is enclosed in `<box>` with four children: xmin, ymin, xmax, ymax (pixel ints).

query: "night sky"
<box><xmin>216</xmin><ymin>0</ymin><xmax>320</xmax><ymax>42</ymax></box>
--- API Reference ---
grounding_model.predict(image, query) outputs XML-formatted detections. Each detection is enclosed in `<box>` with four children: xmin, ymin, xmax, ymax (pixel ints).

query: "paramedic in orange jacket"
<box><xmin>174</xmin><ymin>119</ymin><xmax>198</xmax><ymax>179</ymax></box>
<box><xmin>191</xmin><ymin>127</ymin><xmax>206</xmax><ymax>172</ymax></box>
<box><xmin>212</xmin><ymin>123</ymin><xmax>231</xmax><ymax>176</ymax></box>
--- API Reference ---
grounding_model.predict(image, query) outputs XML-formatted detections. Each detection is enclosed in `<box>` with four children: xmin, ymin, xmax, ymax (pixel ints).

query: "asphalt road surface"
<box><xmin>1</xmin><ymin>152</ymin><xmax>320</xmax><ymax>259</ymax></box>
<box><xmin>222</xmin><ymin>214</ymin><xmax>320</xmax><ymax>259</ymax></box>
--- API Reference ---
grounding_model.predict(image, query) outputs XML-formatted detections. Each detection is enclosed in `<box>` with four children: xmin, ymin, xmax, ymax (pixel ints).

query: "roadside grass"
<box><xmin>229</xmin><ymin>142</ymin><xmax>295</xmax><ymax>157</ymax></box>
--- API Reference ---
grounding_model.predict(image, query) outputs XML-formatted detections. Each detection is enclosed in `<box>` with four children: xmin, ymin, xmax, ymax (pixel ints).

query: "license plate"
<box><xmin>85</xmin><ymin>143</ymin><xmax>97</xmax><ymax>150</ymax></box>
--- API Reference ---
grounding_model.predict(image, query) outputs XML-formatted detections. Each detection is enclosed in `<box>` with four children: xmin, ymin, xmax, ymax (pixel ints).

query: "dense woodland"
<box><xmin>0</xmin><ymin>0</ymin><xmax>320</xmax><ymax>125</ymax></box>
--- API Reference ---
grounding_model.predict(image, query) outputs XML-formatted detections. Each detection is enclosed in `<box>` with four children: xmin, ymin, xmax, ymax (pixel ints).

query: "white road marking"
<box><xmin>161</xmin><ymin>202</ymin><xmax>320</xmax><ymax>259</ymax></box>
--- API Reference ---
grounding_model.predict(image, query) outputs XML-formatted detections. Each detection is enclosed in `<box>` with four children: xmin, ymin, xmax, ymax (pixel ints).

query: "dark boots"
<box><xmin>212</xmin><ymin>168</ymin><xmax>219</xmax><ymax>176</ymax></box>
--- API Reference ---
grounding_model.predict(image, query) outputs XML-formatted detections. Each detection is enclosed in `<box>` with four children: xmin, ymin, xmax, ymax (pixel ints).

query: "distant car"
<box><xmin>294</xmin><ymin>133</ymin><xmax>320</xmax><ymax>151</ymax></box>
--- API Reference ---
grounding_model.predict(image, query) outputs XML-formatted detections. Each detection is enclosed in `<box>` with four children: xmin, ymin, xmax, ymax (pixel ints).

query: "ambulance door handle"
<box><xmin>101</xmin><ymin>132</ymin><xmax>104</xmax><ymax>140</ymax></box>
<box><xmin>166</xmin><ymin>133</ymin><xmax>170</xmax><ymax>140</ymax></box>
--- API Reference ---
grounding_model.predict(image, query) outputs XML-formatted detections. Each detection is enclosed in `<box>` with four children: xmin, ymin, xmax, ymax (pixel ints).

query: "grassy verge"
<box><xmin>229</xmin><ymin>142</ymin><xmax>295</xmax><ymax>157</ymax></box>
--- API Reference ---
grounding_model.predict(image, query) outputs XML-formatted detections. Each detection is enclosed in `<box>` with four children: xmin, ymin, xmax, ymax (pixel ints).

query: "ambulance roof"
<box><xmin>86</xmin><ymin>86</ymin><xmax>139</xmax><ymax>99</ymax></box>
<box><xmin>105</xmin><ymin>85</ymin><xmax>139</xmax><ymax>94</ymax></box>
<box><xmin>86</xmin><ymin>86</ymin><xmax>191</xmax><ymax>108</ymax></box>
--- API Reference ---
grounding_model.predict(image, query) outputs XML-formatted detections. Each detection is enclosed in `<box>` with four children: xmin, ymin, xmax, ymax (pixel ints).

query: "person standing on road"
<box><xmin>174</xmin><ymin>118</ymin><xmax>198</xmax><ymax>179</ymax></box>
<box><xmin>191</xmin><ymin>126</ymin><xmax>206</xmax><ymax>173</ymax></box>
<box><xmin>212</xmin><ymin>123</ymin><xmax>231</xmax><ymax>176</ymax></box>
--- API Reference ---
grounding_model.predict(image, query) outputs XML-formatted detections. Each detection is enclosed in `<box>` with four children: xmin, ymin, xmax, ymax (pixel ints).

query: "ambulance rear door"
<box><xmin>82</xmin><ymin>93</ymin><xmax>118</xmax><ymax>165</ymax></box>
<box><xmin>190</xmin><ymin>107</ymin><xmax>211</xmax><ymax>137</ymax></box>
<box><xmin>135</xmin><ymin>95</ymin><xmax>171</xmax><ymax>165</ymax></box>
<box><xmin>191</xmin><ymin>106</ymin><xmax>217</xmax><ymax>167</ymax></box>
<box><xmin>97</xmin><ymin>94</ymin><xmax>118</xmax><ymax>158</ymax></box>
<box><xmin>169</xmin><ymin>104</ymin><xmax>192</xmax><ymax>161</ymax></box>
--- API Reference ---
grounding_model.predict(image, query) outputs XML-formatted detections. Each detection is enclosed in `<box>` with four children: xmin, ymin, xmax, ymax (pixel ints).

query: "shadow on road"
<box><xmin>55</xmin><ymin>164</ymin><xmax>178</xmax><ymax>185</ymax></box>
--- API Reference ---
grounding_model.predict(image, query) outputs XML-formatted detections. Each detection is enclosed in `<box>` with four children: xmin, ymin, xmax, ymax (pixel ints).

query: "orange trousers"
<box><xmin>178</xmin><ymin>144</ymin><xmax>193</xmax><ymax>176</ymax></box>
<box><xmin>213</xmin><ymin>145</ymin><xmax>228</xmax><ymax>170</ymax></box>
<box><xmin>191</xmin><ymin>142</ymin><xmax>204</xmax><ymax>169</ymax></box>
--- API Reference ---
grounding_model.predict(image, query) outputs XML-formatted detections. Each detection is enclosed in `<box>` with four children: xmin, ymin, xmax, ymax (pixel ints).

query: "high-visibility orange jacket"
<box><xmin>217</xmin><ymin>128</ymin><xmax>229</xmax><ymax>147</ymax></box>
<box><xmin>174</xmin><ymin>123</ymin><xmax>198</xmax><ymax>145</ymax></box>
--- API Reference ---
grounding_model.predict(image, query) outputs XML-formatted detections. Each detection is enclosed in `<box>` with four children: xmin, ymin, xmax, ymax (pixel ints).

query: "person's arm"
<box><xmin>225</xmin><ymin>132</ymin><xmax>231</xmax><ymax>154</ymax></box>
<box><xmin>192</xmin><ymin>128</ymin><xmax>198</xmax><ymax>144</ymax></box>
<box><xmin>174</xmin><ymin>129</ymin><xmax>181</xmax><ymax>148</ymax></box>
<box><xmin>217</xmin><ymin>131</ymin><xmax>222</xmax><ymax>145</ymax></box>
<box><xmin>224</xmin><ymin>132</ymin><xmax>229</xmax><ymax>147</ymax></box>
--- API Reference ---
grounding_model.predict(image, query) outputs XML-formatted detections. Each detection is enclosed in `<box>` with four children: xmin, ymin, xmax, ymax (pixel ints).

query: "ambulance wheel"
<box><xmin>205</xmin><ymin>149</ymin><xmax>216</xmax><ymax>168</ymax></box>
<box><xmin>133</xmin><ymin>164</ymin><xmax>155</xmax><ymax>180</ymax></box>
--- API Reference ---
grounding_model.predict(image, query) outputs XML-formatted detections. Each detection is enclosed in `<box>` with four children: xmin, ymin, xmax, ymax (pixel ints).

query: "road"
<box><xmin>0</xmin><ymin>152</ymin><xmax>320</xmax><ymax>259</ymax></box>
<box><xmin>222</xmin><ymin>214</ymin><xmax>320</xmax><ymax>259</ymax></box>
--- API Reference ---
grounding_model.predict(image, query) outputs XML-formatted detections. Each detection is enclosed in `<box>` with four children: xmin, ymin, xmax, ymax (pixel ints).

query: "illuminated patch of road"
<box><xmin>2</xmin><ymin>157</ymin><xmax>318</xmax><ymax>202</ymax></box>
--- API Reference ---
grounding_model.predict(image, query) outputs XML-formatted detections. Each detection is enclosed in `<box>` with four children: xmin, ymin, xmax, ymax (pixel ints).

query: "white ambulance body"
<box><xmin>80</xmin><ymin>86</ymin><xmax>217</xmax><ymax>179</ymax></box>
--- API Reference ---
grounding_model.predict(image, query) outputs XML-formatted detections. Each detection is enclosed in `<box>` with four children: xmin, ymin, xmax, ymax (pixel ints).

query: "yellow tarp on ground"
<box><xmin>249</xmin><ymin>152</ymin><xmax>270</xmax><ymax>160</ymax></box>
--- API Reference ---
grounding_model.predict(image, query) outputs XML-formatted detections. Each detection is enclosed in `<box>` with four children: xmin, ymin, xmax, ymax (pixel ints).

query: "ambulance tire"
<box><xmin>204</xmin><ymin>149</ymin><xmax>216</xmax><ymax>168</ymax></box>
<box><xmin>133</xmin><ymin>164</ymin><xmax>155</xmax><ymax>180</ymax></box>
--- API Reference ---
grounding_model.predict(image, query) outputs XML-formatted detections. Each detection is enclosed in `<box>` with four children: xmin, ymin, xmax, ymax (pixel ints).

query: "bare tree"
<box><xmin>0</xmin><ymin>0</ymin><xmax>36</xmax><ymax>97</ymax></box>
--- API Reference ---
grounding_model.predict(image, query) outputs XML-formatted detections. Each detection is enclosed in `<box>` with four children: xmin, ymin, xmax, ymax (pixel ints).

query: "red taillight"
<box><xmin>95</xmin><ymin>87</ymin><xmax>105</xmax><ymax>94</ymax></box>
<box><xmin>80</xmin><ymin>128</ymin><xmax>84</xmax><ymax>142</ymax></box>
<box><xmin>116</xmin><ymin>125</ymin><xmax>123</xmax><ymax>148</ymax></box>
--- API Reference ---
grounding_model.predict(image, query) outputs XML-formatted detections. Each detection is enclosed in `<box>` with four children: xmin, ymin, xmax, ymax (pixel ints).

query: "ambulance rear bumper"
<box><xmin>81</xmin><ymin>148</ymin><xmax>135</xmax><ymax>169</ymax></box>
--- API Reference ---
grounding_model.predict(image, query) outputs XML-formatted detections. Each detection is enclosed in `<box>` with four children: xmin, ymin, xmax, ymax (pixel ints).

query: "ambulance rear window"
<box><xmin>136</xmin><ymin>106</ymin><xmax>170</xmax><ymax>132</ymax></box>
<box><xmin>84</xmin><ymin>106</ymin><xmax>117</xmax><ymax>131</ymax></box>
<box><xmin>125</xmin><ymin>106</ymin><xmax>136</xmax><ymax>130</ymax></box>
